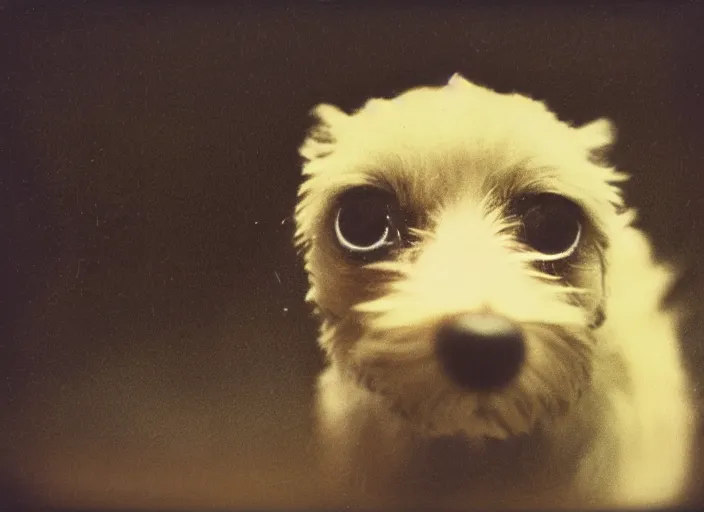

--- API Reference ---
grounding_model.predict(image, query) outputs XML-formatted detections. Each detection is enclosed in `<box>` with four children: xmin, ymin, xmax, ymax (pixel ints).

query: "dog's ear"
<box><xmin>576</xmin><ymin>118</ymin><xmax>616</xmax><ymax>163</ymax></box>
<box><xmin>299</xmin><ymin>104</ymin><xmax>348</xmax><ymax>162</ymax></box>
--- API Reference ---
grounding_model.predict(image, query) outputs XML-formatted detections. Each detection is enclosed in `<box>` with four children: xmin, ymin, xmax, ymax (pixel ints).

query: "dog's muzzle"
<box><xmin>435</xmin><ymin>313</ymin><xmax>526</xmax><ymax>391</ymax></box>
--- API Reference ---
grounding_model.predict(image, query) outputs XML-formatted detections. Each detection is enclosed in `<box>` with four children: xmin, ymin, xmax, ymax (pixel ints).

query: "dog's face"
<box><xmin>294</xmin><ymin>74</ymin><xmax>628</xmax><ymax>439</ymax></box>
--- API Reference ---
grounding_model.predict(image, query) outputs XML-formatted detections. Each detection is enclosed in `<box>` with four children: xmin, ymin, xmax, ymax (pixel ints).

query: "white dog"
<box><xmin>293</xmin><ymin>74</ymin><xmax>695</xmax><ymax>509</ymax></box>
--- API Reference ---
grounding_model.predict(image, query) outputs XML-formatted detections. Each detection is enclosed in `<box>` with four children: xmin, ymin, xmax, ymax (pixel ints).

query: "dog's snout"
<box><xmin>436</xmin><ymin>313</ymin><xmax>525</xmax><ymax>391</ymax></box>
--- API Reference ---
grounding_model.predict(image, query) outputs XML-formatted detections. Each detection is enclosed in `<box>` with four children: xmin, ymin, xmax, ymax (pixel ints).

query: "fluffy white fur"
<box><xmin>294</xmin><ymin>74</ymin><xmax>695</xmax><ymax>509</ymax></box>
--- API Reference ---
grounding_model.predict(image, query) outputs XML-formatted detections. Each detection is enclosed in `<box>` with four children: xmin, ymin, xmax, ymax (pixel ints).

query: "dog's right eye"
<box><xmin>334</xmin><ymin>186</ymin><xmax>401</xmax><ymax>259</ymax></box>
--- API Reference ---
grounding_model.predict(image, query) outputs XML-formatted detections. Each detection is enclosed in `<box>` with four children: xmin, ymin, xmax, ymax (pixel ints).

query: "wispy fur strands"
<box><xmin>293</xmin><ymin>74</ymin><xmax>694</xmax><ymax>509</ymax></box>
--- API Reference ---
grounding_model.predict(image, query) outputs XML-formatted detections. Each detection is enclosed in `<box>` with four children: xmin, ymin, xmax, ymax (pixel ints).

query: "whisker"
<box><xmin>525</xmin><ymin>269</ymin><xmax>563</xmax><ymax>281</ymax></box>
<box><xmin>363</xmin><ymin>260</ymin><xmax>412</xmax><ymax>275</ymax></box>
<box><xmin>408</xmin><ymin>226</ymin><xmax>435</xmax><ymax>241</ymax></box>
<box><xmin>533</xmin><ymin>324</ymin><xmax>589</xmax><ymax>361</ymax></box>
<box><xmin>356</xmin><ymin>339</ymin><xmax>430</xmax><ymax>362</ymax></box>
<box><xmin>512</xmin><ymin>393</ymin><xmax>537</xmax><ymax>424</ymax></box>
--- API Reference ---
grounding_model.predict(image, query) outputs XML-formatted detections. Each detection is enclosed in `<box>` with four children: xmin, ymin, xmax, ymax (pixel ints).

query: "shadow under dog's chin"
<box><xmin>384</xmin><ymin>423</ymin><xmax>587</xmax><ymax>508</ymax></box>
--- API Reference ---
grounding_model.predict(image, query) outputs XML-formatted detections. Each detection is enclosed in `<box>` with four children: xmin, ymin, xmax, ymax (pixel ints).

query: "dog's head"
<box><xmin>294</xmin><ymin>74</ymin><xmax>629</xmax><ymax>439</ymax></box>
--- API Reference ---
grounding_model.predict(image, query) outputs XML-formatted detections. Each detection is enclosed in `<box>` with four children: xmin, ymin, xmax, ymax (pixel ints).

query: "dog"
<box><xmin>293</xmin><ymin>73</ymin><xmax>695</xmax><ymax>509</ymax></box>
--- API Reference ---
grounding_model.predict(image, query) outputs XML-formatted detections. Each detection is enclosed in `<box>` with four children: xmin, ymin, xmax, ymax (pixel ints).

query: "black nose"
<box><xmin>435</xmin><ymin>313</ymin><xmax>525</xmax><ymax>391</ymax></box>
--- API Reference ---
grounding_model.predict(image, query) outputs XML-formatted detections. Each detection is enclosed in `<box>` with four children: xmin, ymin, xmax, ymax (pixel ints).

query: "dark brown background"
<box><xmin>2</xmin><ymin>1</ymin><xmax>703</xmax><ymax>509</ymax></box>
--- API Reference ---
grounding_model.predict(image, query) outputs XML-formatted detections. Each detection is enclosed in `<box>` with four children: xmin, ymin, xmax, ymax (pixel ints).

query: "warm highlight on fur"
<box><xmin>294</xmin><ymin>74</ymin><xmax>695</xmax><ymax>509</ymax></box>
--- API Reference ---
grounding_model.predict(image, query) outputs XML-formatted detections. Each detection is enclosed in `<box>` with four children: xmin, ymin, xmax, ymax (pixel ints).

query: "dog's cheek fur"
<box><xmin>305</xmin><ymin>241</ymin><xmax>401</xmax><ymax>361</ymax></box>
<box><xmin>571</xmin><ymin>220</ymin><xmax>696</xmax><ymax>506</ymax></box>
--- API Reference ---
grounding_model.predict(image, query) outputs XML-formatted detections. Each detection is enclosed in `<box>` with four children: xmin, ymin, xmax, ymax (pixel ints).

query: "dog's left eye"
<box><xmin>334</xmin><ymin>186</ymin><xmax>401</xmax><ymax>259</ymax></box>
<box><xmin>512</xmin><ymin>193</ymin><xmax>583</xmax><ymax>259</ymax></box>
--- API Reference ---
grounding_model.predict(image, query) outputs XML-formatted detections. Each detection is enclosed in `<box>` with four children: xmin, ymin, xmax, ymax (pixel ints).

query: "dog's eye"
<box><xmin>334</xmin><ymin>186</ymin><xmax>400</xmax><ymax>258</ymax></box>
<box><xmin>512</xmin><ymin>193</ymin><xmax>582</xmax><ymax>259</ymax></box>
